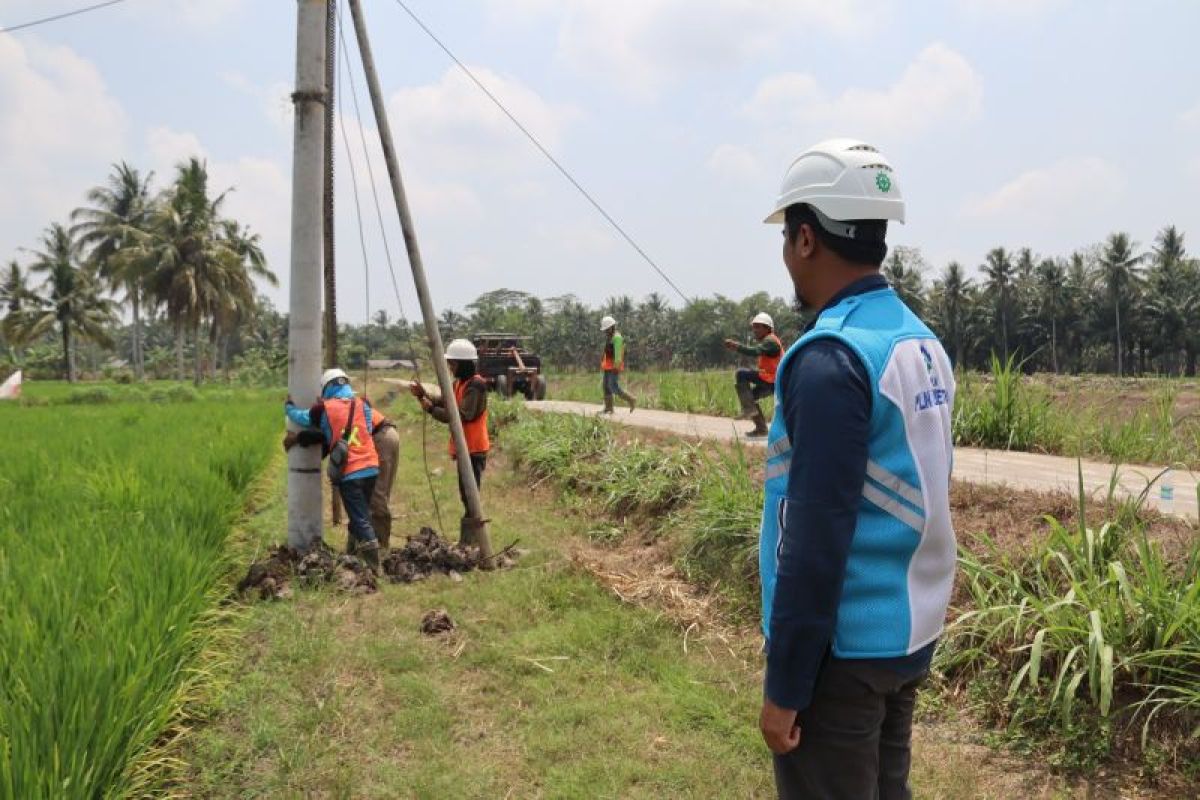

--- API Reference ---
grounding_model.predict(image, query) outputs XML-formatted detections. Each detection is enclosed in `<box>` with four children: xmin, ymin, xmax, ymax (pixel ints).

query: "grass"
<box><xmin>0</xmin><ymin>398</ymin><xmax>277</xmax><ymax>798</ymax></box>
<box><xmin>180</xmin><ymin>414</ymin><xmax>774</xmax><ymax>798</ymax></box>
<box><xmin>937</xmin><ymin>472</ymin><xmax>1200</xmax><ymax>773</ymax></box>
<box><xmin>548</xmin><ymin>369</ymin><xmax>775</xmax><ymax>419</ymax></box>
<box><xmin>11</xmin><ymin>379</ymin><xmax>280</xmax><ymax>407</ymax></box>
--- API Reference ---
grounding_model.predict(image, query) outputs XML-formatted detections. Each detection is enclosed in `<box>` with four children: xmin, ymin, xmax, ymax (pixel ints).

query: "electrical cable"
<box><xmin>0</xmin><ymin>0</ymin><xmax>128</xmax><ymax>35</ymax></box>
<box><xmin>336</xmin><ymin>3</ymin><xmax>445</xmax><ymax>533</ymax></box>
<box><xmin>389</xmin><ymin>0</ymin><xmax>692</xmax><ymax>305</ymax></box>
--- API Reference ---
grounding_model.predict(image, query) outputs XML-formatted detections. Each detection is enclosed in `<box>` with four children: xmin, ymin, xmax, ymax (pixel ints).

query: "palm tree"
<box><xmin>71</xmin><ymin>162</ymin><xmax>156</xmax><ymax>379</ymax></box>
<box><xmin>981</xmin><ymin>247</ymin><xmax>1015</xmax><ymax>361</ymax></box>
<box><xmin>883</xmin><ymin>248</ymin><xmax>925</xmax><ymax>315</ymax></box>
<box><xmin>936</xmin><ymin>261</ymin><xmax>969</xmax><ymax>367</ymax></box>
<box><xmin>138</xmin><ymin>158</ymin><xmax>242</xmax><ymax>384</ymax></box>
<box><xmin>211</xmin><ymin>220</ymin><xmax>275</xmax><ymax>378</ymax></box>
<box><xmin>1144</xmin><ymin>226</ymin><xmax>1189</xmax><ymax>374</ymax></box>
<box><xmin>18</xmin><ymin>224</ymin><xmax>116</xmax><ymax>381</ymax></box>
<box><xmin>1</xmin><ymin>261</ymin><xmax>37</xmax><ymax>357</ymax></box>
<box><xmin>1098</xmin><ymin>232</ymin><xmax>1143</xmax><ymax>376</ymax></box>
<box><xmin>1035</xmin><ymin>258</ymin><xmax>1067</xmax><ymax>373</ymax></box>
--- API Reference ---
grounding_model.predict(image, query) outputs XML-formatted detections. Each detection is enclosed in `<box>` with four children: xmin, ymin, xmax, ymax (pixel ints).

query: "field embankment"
<box><xmin>0</xmin><ymin>393</ymin><xmax>276</xmax><ymax>797</ymax></box>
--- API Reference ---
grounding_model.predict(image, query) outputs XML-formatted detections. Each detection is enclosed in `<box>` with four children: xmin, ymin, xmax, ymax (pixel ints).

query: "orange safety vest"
<box><xmin>323</xmin><ymin>397</ymin><xmax>380</xmax><ymax>475</ymax></box>
<box><xmin>758</xmin><ymin>333</ymin><xmax>783</xmax><ymax>384</ymax></box>
<box><xmin>600</xmin><ymin>332</ymin><xmax>624</xmax><ymax>372</ymax></box>
<box><xmin>448</xmin><ymin>376</ymin><xmax>490</xmax><ymax>457</ymax></box>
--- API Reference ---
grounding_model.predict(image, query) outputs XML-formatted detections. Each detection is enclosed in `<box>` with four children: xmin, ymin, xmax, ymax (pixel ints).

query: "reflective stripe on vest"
<box><xmin>323</xmin><ymin>397</ymin><xmax>379</xmax><ymax>475</ymax></box>
<box><xmin>757</xmin><ymin>333</ymin><xmax>783</xmax><ymax>383</ymax></box>
<box><xmin>449</xmin><ymin>377</ymin><xmax>490</xmax><ymax>457</ymax></box>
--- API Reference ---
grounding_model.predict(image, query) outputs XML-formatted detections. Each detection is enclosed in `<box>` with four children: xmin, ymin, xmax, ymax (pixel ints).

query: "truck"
<box><xmin>471</xmin><ymin>333</ymin><xmax>547</xmax><ymax>400</ymax></box>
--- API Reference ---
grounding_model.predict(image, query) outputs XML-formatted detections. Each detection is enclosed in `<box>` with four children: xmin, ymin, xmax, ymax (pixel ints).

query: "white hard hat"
<box><xmin>600</xmin><ymin>315</ymin><xmax>617</xmax><ymax>331</ymax></box>
<box><xmin>320</xmin><ymin>367</ymin><xmax>349</xmax><ymax>389</ymax></box>
<box><xmin>445</xmin><ymin>338</ymin><xmax>478</xmax><ymax>361</ymax></box>
<box><xmin>764</xmin><ymin>138</ymin><xmax>905</xmax><ymax>225</ymax></box>
<box><xmin>751</xmin><ymin>312</ymin><xmax>774</xmax><ymax>329</ymax></box>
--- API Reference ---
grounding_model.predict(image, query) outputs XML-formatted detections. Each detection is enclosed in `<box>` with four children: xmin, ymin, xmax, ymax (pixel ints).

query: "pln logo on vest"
<box><xmin>914</xmin><ymin>343</ymin><xmax>950</xmax><ymax>412</ymax></box>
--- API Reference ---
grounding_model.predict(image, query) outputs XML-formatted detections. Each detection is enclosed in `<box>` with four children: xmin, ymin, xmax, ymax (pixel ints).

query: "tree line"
<box><xmin>1</xmin><ymin>160</ymin><xmax>277</xmax><ymax>383</ymax></box>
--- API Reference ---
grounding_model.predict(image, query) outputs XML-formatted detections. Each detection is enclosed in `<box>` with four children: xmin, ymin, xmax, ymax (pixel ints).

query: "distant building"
<box><xmin>367</xmin><ymin>358</ymin><xmax>418</xmax><ymax>370</ymax></box>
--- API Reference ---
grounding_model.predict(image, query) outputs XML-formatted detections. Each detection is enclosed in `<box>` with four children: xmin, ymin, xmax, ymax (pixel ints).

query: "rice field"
<box><xmin>0</xmin><ymin>392</ymin><xmax>277</xmax><ymax>798</ymax></box>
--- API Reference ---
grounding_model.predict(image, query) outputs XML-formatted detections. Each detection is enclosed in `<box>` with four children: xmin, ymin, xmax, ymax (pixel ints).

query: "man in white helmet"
<box><xmin>599</xmin><ymin>315</ymin><xmax>636</xmax><ymax>414</ymax></box>
<box><xmin>724</xmin><ymin>311</ymin><xmax>783</xmax><ymax>437</ymax></box>
<box><xmin>410</xmin><ymin>339</ymin><xmax>490</xmax><ymax>531</ymax></box>
<box><xmin>284</xmin><ymin>368</ymin><xmax>383</xmax><ymax>572</ymax></box>
<box><xmin>756</xmin><ymin>139</ymin><xmax>956</xmax><ymax>799</ymax></box>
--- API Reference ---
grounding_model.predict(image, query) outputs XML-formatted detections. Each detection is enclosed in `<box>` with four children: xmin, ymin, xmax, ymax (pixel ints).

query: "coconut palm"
<box><xmin>16</xmin><ymin>224</ymin><xmax>116</xmax><ymax>381</ymax></box>
<box><xmin>1</xmin><ymin>261</ymin><xmax>37</xmax><ymax>357</ymax></box>
<box><xmin>934</xmin><ymin>261</ymin><xmax>969</xmax><ymax>367</ymax></box>
<box><xmin>1098</xmin><ymin>232</ymin><xmax>1143</xmax><ymax>376</ymax></box>
<box><xmin>981</xmin><ymin>247</ymin><xmax>1015</xmax><ymax>361</ymax></box>
<box><xmin>71</xmin><ymin>162</ymin><xmax>156</xmax><ymax>379</ymax></box>
<box><xmin>1035</xmin><ymin>258</ymin><xmax>1068</xmax><ymax>373</ymax></box>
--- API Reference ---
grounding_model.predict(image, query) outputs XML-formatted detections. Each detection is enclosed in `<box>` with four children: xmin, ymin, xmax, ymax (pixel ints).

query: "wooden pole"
<box><xmin>346</xmin><ymin>0</ymin><xmax>492</xmax><ymax>559</ymax></box>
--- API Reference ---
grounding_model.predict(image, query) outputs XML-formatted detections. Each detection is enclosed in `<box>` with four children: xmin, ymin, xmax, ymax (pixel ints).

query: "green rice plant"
<box><xmin>937</xmin><ymin>465</ymin><xmax>1200</xmax><ymax>765</ymax></box>
<box><xmin>0</xmin><ymin>399</ymin><xmax>276</xmax><ymax>797</ymax></box>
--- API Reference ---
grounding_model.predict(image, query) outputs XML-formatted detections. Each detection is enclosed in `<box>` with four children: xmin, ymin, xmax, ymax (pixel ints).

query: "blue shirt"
<box><xmin>766</xmin><ymin>274</ymin><xmax>935</xmax><ymax>711</ymax></box>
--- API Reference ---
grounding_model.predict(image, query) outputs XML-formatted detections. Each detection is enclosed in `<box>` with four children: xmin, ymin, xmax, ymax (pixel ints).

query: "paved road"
<box><xmin>526</xmin><ymin>400</ymin><xmax>1199</xmax><ymax>522</ymax></box>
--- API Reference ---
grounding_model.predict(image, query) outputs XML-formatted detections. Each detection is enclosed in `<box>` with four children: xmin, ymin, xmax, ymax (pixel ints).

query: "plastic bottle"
<box><xmin>1159</xmin><ymin>469</ymin><xmax>1175</xmax><ymax>515</ymax></box>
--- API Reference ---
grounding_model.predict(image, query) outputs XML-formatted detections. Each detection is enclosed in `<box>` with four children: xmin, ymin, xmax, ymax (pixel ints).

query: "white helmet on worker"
<box><xmin>751</xmin><ymin>312</ymin><xmax>774</xmax><ymax>329</ymax></box>
<box><xmin>764</xmin><ymin>138</ymin><xmax>905</xmax><ymax>226</ymax></box>
<box><xmin>600</xmin><ymin>315</ymin><xmax>617</xmax><ymax>332</ymax></box>
<box><xmin>320</xmin><ymin>367</ymin><xmax>349</xmax><ymax>389</ymax></box>
<box><xmin>444</xmin><ymin>338</ymin><xmax>478</xmax><ymax>362</ymax></box>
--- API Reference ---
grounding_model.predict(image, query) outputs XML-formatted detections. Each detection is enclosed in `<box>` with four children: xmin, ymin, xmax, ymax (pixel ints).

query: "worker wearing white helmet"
<box><xmin>598</xmin><ymin>315</ymin><xmax>636</xmax><ymax>415</ymax></box>
<box><xmin>284</xmin><ymin>367</ymin><xmax>383</xmax><ymax>571</ymax></box>
<box><xmin>723</xmin><ymin>311</ymin><xmax>784</xmax><ymax>437</ymax></box>
<box><xmin>756</xmin><ymin>139</ymin><xmax>956</xmax><ymax>800</ymax></box>
<box><xmin>410</xmin><ymin>338</ymin><xmax>490</xmax><ymax>532</ymax></box>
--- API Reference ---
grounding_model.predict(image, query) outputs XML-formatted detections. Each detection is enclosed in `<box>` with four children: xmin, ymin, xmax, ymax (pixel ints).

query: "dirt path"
<box><xmin>526</xmin><ymin>400</ymin><xmax>1200</xmax><ymax>522</ymax></box>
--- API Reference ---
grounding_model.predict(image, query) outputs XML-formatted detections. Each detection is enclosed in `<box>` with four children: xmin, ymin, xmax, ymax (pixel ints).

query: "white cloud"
<box><xmin>489</xmin><ymin>0</ymin><xmax>879</xmax><ymax>98</ymax></box>
<box><xmin>743</xmin><ymin>43</ymin><xmax>983</xmax><ymax>140</ymax></box>
<box><xmin>706</xmin><ymin>144</ymin><xmax>763</xmax><ymax>182</ymax></box>
<box><xmin>957</xmin><ymin>0</ymin><xmax>1063</xmax><ymax>18</ymax></box>
<box><xmin>220</xmin><ymin>71</ymin><xmax>292</xmax><ymax>135</ymax></box>
<box><xmin>1181</xmin><ymin>100</ymin><xmax>1200</xmax><ymax>128</ymax></box>
<box><xmin>963</xmin><ymin>156</ymin><xmax>1123</xmax><ymax>220</ymax></box>
<box><xmin>0</xmin><ymin>36</ymin><xmax>127</xmax><ymax>240</ymax></box>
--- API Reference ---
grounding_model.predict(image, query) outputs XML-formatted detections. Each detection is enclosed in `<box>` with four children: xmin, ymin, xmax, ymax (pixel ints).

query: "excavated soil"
<box><xmin>382</xmin><ymin>527</ymin><xmax>520</xmax><ymax>583</ymax></box>
<box><xmin>237</xmin><ymin>541</ymin><xmax>378</xmax><ymax>600</ymax></box>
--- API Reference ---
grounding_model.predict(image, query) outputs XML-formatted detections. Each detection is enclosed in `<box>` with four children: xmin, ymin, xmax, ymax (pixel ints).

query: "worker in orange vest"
<box><xmin>724</xmin><ymin>312</ymin><xmax>783</xmax><ymax>437</ymax></box>
<box><xmin>285</xmin><ymin>368</ymin><xmax>382</xmax><ymax>572</ymax></box>
<box><xmin>410</xmin><ymin>339</ymin><xmax>489</xmax><ymax>536</ymax></box>
<box><xmin>600</xmin><ymin>315</ymin><xmax>636</xmax><ymax>414</ymax></box>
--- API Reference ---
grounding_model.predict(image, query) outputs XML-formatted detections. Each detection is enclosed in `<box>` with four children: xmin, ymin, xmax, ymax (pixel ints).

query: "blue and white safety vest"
<box><xmin>759</xmin><ymin>287</ymin><xmax>957</xmax><ymax>659</ymax></box>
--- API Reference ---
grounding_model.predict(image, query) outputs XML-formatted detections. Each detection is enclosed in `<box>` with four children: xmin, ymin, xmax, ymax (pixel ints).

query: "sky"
<box><xmin>2</xmin><ymin>0</ymin><xmax>1199</xmax><ymax>324</ymax></box>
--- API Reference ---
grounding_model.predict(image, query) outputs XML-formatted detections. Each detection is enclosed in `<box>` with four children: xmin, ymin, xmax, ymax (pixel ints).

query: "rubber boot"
<box><xmin>345</xmin><ymin>532</ymin><xmax>357</xmax><ymax>556</ymax></box>
<box><xmin>621</xmin><ymin>391</ymin><xmax>637</xmax><ymax>414</ymax></box>
<box><xmin>735</xmin><ymin>384</ymin><xmax>756</xmax><ymax>420</ymax></box>
<box><xmin>747</xmin><ymin>408</ymin><xmax>768</xmax><ymax>438</ymax></box>
<box><xmin>358</xmin><ymin>540</ymin><xmax>381</xmax><ymax>574</ymax></box>
<box><xmin>599</xmin><ymin>393</ymin><xmax>615</xmax><ymax>415</ymax></box>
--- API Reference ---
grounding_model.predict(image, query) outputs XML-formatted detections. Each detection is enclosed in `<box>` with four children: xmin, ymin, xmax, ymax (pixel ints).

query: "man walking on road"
<box><xmin>410</xmin><ymin>339</ymin><xmax>490</xmax><ymax>539</ymax></box>
<box><xmin>757</xmin><ymin>139</ymin><xmax>957</xmax><ymax>799</ymax></box>
<box><xmin>599</xmin><ymin>315</ymin><xmax>636</xmax><ymax>414</ymax></box>
<box><xmin>285</xmin><ymin>368</ymin><xmax>383</xmax><ymax>572</ymax></box>
<box><xmin>724</xmin><ymin>312</ymin><xmax>782</xmax><ymax>437</ymax></box>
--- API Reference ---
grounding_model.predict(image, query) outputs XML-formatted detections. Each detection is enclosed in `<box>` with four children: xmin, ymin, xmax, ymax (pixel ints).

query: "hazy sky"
<box><xmin>3</xmin><ymin>0</ymin><xmax>1199</xmax><ymax>323</ymax></box>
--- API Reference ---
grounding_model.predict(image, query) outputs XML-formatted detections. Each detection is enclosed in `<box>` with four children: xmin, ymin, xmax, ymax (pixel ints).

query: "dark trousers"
<box><xmin>338</xmin><ymin>476</ymin><xmax>378</xmax><ymax>545</ymax></box>
<box><xmin>456</xmin><ymin>453</ymin><xmax>487</xmax><ymax>514</ymax></box>
<box><xmin>773</xmin><ymin>658</ymin><xmax>925</xmax><ymax>800</ymax></box>
<box><xmin>736</xmin><ymin>368</ymin><xmax>774</xmax><ymax>400</ymax></box>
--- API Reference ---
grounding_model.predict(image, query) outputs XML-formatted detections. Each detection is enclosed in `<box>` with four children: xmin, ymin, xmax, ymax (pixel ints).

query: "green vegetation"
<box><xmin>499</xmin><ymin>408</ymin><xmax>1200</xmax><ymax>779</ymax></box>
<box><xmin>13</xmin><ymin>379</ymin><xmax>278</xmax><ymax>407</ymax></box>
<box><xmin>0</xmin><ymin>399</ymin><xmax>276</xmax><ymax>797</ymax></box>
<box><xmin>548</xmin><ymin>369</ymin><xmax>774</xmax><ymax>419</ymax></box>
<box><xmin>939</xmin><ymin>477</ymin><xmax>1200</xmax><ymax>771</ymax></box>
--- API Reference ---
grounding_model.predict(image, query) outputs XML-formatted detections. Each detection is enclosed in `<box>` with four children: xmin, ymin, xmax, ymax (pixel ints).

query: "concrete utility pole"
<box><xmin>347</xmin><ymin>0</ymin><xmax>493</xmax><ymax>560</ymax></box>
<box><xmin>286</xmin><ymin>0</ymin><xmax>328</xmax><ymax>550</ymax></box>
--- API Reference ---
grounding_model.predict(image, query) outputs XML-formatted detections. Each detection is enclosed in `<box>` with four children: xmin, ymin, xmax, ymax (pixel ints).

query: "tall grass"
<box><xmin>938</xmin><ymin>472</ymin><xmax>1200</xmax><ymax>767</ymax></box>
<box><xmin>547</xmin><ymin>370</ymin><xmax>774</xmax><ymax>419</ymax></box>
<box><xmin>953</xmin><ymin>354</ymin><xmax>1065</xmax><ymax>452</ymax></box>
<box><xmin>0</xmin><ymin>400</ymin><xmax>276</xmax><ymax>797</ymax></box>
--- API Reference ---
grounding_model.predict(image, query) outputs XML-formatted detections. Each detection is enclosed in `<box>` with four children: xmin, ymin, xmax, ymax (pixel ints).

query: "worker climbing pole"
<box><xmin>347</xmin><ymin>0</ymin><xmax>493</xmax><ymax>561</ymax></box>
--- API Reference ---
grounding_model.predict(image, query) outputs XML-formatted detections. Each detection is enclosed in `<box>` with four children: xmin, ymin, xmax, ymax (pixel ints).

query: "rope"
<box><xmin>0</xmin><ymin>0</ymin><xmax>128</xmax><ymax>35</ymax></box>
<box><xmin>336</xmin><ymin>2</ymin><xmax>444</xmax><ymax>533</ymax></box>
<box><xmin>388</xmin><ymin>0</ymin><xmax>692</xmax><ymax>305</ymax></box>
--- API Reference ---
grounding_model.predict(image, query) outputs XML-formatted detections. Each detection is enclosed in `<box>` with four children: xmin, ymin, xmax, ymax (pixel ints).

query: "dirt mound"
<box><xmin>238</xmin><ymin>541</ymin><xmax>378</xmax><ymax>600</ymax></box>
<box><xmin>381</xmin><ymin>527</ymin><xmax>491</xmax><ymax>583</ymax></box>
<box><xmin>420</xmin><ymin>608</ymin><xmax>455</xmax><ymax>635</ymax></box>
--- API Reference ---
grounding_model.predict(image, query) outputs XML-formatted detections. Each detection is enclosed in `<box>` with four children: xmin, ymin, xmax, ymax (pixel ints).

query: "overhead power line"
<box><xmin>0</xmin><ymin>0</ymin><xmax>128</xmax><ymax>35</ymax></box>
<box><xmin>389</xmin><ymin>0</ymin><xmax>692</xmax><ymax>305</ymax></box>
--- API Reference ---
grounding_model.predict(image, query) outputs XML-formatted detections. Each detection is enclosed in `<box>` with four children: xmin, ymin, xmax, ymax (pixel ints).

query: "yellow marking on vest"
<box><xmin>347</xmin><ymin>426</ymin><xmax>363</xmax><ymax>447</ymax></box>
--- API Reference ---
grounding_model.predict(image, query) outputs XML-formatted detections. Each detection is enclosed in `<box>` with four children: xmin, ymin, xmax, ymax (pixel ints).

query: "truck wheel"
<box><xmin>495</xmin><ymin>375</ymin><xmax>511</xmax><ymax>398</ymax></box>
<box><xmin>534</xmin><ymin>374</ymin><xmax>547</xmax><ymax>400</ymax></box>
